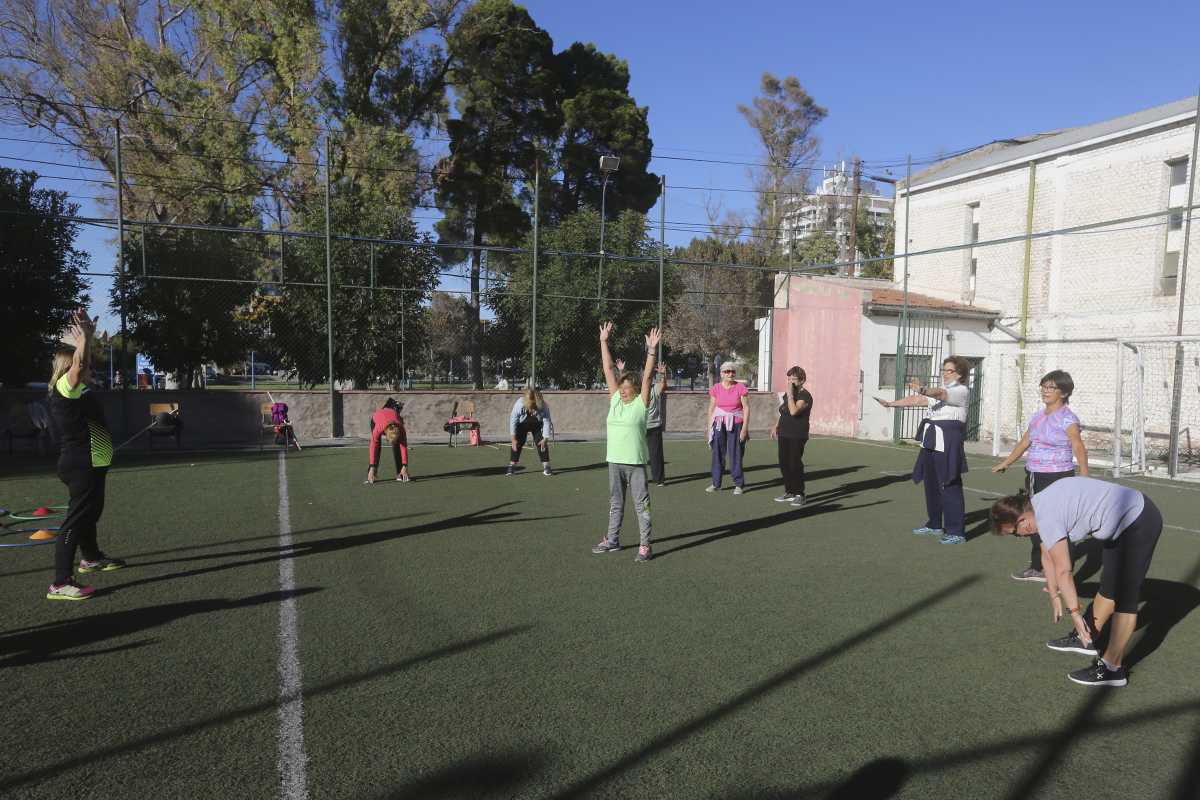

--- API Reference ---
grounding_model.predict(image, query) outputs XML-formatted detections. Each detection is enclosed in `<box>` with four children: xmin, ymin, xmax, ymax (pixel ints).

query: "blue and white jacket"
<box><xmin>509</xmin><ymin>397</ymin><xmax>554</xmax><ymax>438</ymax></box>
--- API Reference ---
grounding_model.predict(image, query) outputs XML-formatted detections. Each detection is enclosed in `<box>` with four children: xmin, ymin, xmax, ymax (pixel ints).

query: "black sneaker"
<box><xmin>1046</xmin><ymin>629</ymin><xmax>1099</xmax><ymax>656</ymax></box>
<box><xmin>505</xmin><ymin>465</ymin><xmax>515</xmax><ymax>476</ymax></box>
<box><xmin>1068</xmin><ymin>658</ymin><xmax>1127</xmax><ymax>687</ymax></box>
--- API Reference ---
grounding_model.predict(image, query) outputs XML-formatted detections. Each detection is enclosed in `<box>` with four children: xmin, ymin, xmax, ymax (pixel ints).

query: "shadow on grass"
<box><xmin>0</xmin><ymin>624</ymin><xmax>534</xmax><ymax>793</ymax></box>
<box><xmin>548</xmin><ymin>575</ymin><xmax>982</xmax><ymax>799</ymax></box>
<box><xmin>106</xmin><ymin>504</ymin><xmax>578</xmax><ymax>594</ymax></box>
<box><xmin>769</xmin><ymin>693</ymin><xmax>1200</xmax><ymax>799</ymax></box>
<box><xmin>663</xmin><ymin>464</ymin><xmax>864</xmax><ymax>488</ymax></box>
<box><xmin>0</xmin><ymin>587</ymin><xmax>322</xmax><ymax>670</ymax></box>
<box><xmin>419</xmin><ymin>462</ymin><xmax>608</xmax><ymax>481</ymax></box>
<box><xmin>370</xmin><ymin>750</ymin><xmax>547</xmax><ymax>800</ymax></box>
<box><xmin>0</xmin><ymin>512</ymin><xmax>435</xmax><ymax>581</ymax></box>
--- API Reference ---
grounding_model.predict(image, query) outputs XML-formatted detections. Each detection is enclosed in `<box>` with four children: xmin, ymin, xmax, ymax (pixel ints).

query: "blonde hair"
<box><xmin>48</xmin><ymin>346</ymin><xmax>76</xmax><ymax>395</ymax></box>
<box><xmin>384</xmin><ymin>422</ymin><xmax>402</xmax><ymax>444</ymax></box>
<box><xmin>523</xmin><ymin>388</ymin><xmax>544</xmax><ymax>412</ymax></box>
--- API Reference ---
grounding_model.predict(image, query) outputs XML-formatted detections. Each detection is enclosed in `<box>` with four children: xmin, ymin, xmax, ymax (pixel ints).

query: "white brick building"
<box><xmin>894</xmin><ymin>96</ymin><xmax>1200</xmax><ymax>470</ymax></box>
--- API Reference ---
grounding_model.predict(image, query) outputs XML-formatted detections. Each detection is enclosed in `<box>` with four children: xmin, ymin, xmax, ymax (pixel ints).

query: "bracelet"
<box><xmin>1069</xmin><ymin>606</ymin><xmax>1081</xmax><ymax>615</ymax></box>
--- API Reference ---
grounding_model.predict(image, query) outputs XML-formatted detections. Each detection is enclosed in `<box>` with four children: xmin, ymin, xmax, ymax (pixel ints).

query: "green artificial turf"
<box><xmin>2</xmin><ymin>439</ymin><xmax>1198</xmax><ymax>799</ymax></box>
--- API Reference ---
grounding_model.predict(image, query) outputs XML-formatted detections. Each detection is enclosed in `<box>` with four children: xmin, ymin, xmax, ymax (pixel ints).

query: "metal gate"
<box><xmin>892</xmin><ymin>313</ymin><xmax>984</xmax><ymax>442</ymax></box>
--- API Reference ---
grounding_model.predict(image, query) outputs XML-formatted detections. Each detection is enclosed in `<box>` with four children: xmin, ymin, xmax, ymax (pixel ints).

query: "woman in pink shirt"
<box><xmin>993</xmin><ymin>370</ymin><xmax>1089</xmax><ymax>581</ymax></box>
<box><xmin>706</xmin><ymin>361</ymin><xmax>750</xmax><ymax>494</ymax></box>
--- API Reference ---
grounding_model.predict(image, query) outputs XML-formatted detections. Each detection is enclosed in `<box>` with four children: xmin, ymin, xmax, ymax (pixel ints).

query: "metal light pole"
<box><xmin>531</xmin><ymin>160</ymin><xmax>540</xmax><ymax>386</ymax></box>
<box><xmin>597</xmin><ymin>155</ymin><xmax>620</xmax><ymax>310</ymax></box>
<box><xmin>870</xmin><ymin>156</ymin><xmax>912</xmax><ymax>442</ymax></box>
<box><xmin>1167</xmin><ymin>89</ymin><xmax>1200</xmax><ymax>476</ymax></box>
<box><xmin>324</xmin><ymin>135</ymin><xmax>335</xmax><ymax>436</ymax></box>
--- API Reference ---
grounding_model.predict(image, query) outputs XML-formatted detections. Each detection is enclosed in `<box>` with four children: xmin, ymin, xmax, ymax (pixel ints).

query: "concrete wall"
<box><xmin>771</xmin><ymin>277</ymin><xmax>864</xmax><ymax>438</ymax></box>
<box><xmin>2</xmin><ymin>388</ymin><xmax>783</xmax><ymax>450</ymax></box>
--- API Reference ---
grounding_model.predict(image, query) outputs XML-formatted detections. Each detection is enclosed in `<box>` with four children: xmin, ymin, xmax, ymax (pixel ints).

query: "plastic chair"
<box><xmin>445</xmin><ymin>399</ymin><xmax>480</xmax><ymax>447</ymax></box>
<box><xmin>147</xmin><ymin>402</ymin><xmax>182</xmax><ymax>449</ymax></box>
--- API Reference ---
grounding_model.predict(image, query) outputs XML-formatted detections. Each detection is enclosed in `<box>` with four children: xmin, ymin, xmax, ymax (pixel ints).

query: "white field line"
<box><xmin>276</xmin><ymin>451</ymin><xmax>309</xmax><ymax>799</ymax></box>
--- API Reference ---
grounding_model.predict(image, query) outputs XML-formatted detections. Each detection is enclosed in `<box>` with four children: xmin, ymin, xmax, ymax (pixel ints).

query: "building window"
<box><xmin>1162</xmin><ymin>251</ymin><xmax>1180</xmax><ymax>296</ymax></box>
<box><xmin>1169</xmin><ymin>158</ymin><xmax>1189</xmax><ymax>188</ymax></box>
<box><xmin>1169</xmin><ymin>210</ymin><xmax>1184</xmax><ymax>231</ymax></box>
<box><xmin>879</xmin><ymin>354</ymin><xmax>931</xmax><ymax>389</ymax></box>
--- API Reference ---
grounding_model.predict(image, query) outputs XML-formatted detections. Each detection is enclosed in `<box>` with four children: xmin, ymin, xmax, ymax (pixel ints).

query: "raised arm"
<box><xmin>877</xmin><ymin>379</ymin><xmax>933</xmax><ymax>409</ymax></box>
<box><xmin>655</xmin><ymin>364</ymin><xmax>667</xmax><ymax>395</ymax></box>
<box><xmin>640</xmin><ymin>328</ymin><xmax>661</xmax><ymax>406</ymax></box>
<box><xmin>65</xmin><ymin>309</ymin><xmax>94</xmax><ymax>390</ymax></box>
<box><xmin>599</xmin><ymin>322</ymin><xmax>619</xmax><ymax>395</ymax></box>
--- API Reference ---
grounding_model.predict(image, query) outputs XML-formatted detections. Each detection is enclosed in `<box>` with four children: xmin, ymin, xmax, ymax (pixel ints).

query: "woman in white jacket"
<box><xmin>507</xmin><ymin>388</ymin><xmax>554</xmax><ymax>476</ymax></box>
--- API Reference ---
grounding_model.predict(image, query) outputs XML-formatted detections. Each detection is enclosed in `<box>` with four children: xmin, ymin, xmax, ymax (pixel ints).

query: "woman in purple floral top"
<box><xmin>993</xmin><ymin>370</ymin><xmax>1089</xmax><ymax>581</ymax></box>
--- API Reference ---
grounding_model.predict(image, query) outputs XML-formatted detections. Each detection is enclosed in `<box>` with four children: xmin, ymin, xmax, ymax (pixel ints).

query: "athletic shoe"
<box><xmin>505</xmin><ymin>465</ymin><xmax>515</xmax><ymax>476</ymax></box>
<box><xmin>939</xmin><ymin>534</ymin><xmax>966</xmax><ymax>545</ymax></box>
<box><xmin>591</xmin><ymin>539</ymin><xmax>621</xmax><ymax>554</ymax></box>
<box><xmin>705</xmin><ymin>485</ymin><xmax>719</xmax><ymax>493</ymax></box>
<box><xmin>543</xmin><ymin>466</ymin><xmax>553</xmax><ymax>476</ymax></box>
<box><xmin>1068</xmin><ymin>658</ymin><xmax>1127</xmax><ymax>687</ymax></box>
<box><xmin>790</xmin><ymin>494</ymin><xmax>806</xmax><ymax>508</ymax></box>
<box><xmin>1046</xmin><ymin>630</ymin><xmax>1099</xmax><ymax>656</ymax></box>
<box><xmin>656</xmin><ymin>482</ymin><xmax>666</xmax><ymax>488</ymax></box>
<box><xmin>1011</xmin><ymin>567</ymin><xmax>1046</xmax><ymax>582</ymax></box>
<box><xmin>78</xmin><ymin>556</ymin><xmax>126</xmax><ymax>573</ymax></box>
<box><xmin>774</xmin><ymin>493</ymin><xmax>796</xmax><ymax>503</ymax></box>
<box><xmin>635</xmin><ymin>545</ymin><xmax>652</xmax><ymax>563</ymax></box>
<box><xmin>46</xmin><ymin>581</ymin><xmax>95</xmax><ymax>601</ymax></box>
<box><xmin>733</xmin><ymin>486</ymin><xmax>744</xmax><ymax>496</ymax></box>
<box><xmin>912</xmin><ymin>526</ymin><xmax>943</xmax><ymax>536</ymax></box>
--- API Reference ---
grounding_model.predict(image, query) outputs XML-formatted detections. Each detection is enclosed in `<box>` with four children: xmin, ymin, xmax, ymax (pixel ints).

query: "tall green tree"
<box><xmin>493</xmin><ymin>208</ymin><xmax>675</xmax><ymax>388</ymax></box>
<box><xmin>549</xmin><ymin>42</ymin><xmax>659</xmax><ymax>222</ymax></box>
<box><xmin>434</xmin><ymin>0</ymin><xmax>561</xmax><ymax>389</ymax></box>
<box><xmin>738</xmin><ymin>73</ymin><xmax>827</xmax><ymax>251</ymax></box>
<box><xmin>0</xmin><ymin>169</ymin><xmax>91</xmax><ymax>385</ymax></box>
<box><xmin>855</xmin><ymin>204</ymin><xmax>896</xmax><ymax>279</ymax></box>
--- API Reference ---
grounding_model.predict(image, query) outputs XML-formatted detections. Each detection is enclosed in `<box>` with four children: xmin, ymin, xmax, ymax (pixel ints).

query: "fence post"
<box><xmin>1167</xmin><ymin>90</ymin><xmax>1200</xmax><ymax>477</ymax></box>
<box><xmin>324</xmin><ymin>134</ymin><xmax>336</xmax><ymax>437</ymax></box>
<box><xmin>531</xmin><ymin>161</ymin><xmax>540</xmax><ymax>387</ymax></box>
<box><xmin>114</xmin><ymin>120</ymin><xmax>130</xmax><ymax>436</ymax></box>
<box><xmin>1113</xmin><ymin>340</ymin><xmax>1125</xmax><ymax>477</ymax></box>
<box><xmin>658</xmin><ymin>174</ymin><xmax>666</xmax><ymax>360</ymax></box>
<box><xmin>892</xmin><ymin>155</ymin><xmax>912</xmax><ymax>441</ymax></box>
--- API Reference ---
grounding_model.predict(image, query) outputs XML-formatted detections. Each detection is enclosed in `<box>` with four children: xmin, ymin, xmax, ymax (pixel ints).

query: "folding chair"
<box><xmin>445</xmin><ymin>399</ymin><xmax>480</xmax><ymax>447</ymax></box>
<box><xmin>147</xmin><ymin>402</ymin><xmax>182</xmax><ymax>449</ymax></box>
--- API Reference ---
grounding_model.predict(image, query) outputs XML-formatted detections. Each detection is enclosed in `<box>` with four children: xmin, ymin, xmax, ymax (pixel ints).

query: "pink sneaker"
<box><xmin>47</xmin><ymin>581</ymin><xmax>95</xmax><ymax>601</ymax></box>
<box><xmin>635</xmin><ymin>545</ymin><xmax>652</xmax><ymax>563</ymax></box>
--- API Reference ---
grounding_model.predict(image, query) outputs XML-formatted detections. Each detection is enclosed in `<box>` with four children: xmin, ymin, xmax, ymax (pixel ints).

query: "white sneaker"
<box><xmin>733</xmin><ymin>486</ymin><xmax>744</xmax><ymax>496</ymax></box>
<box><xmin>543</xmin><ymin>465</ymin><xmax>553</xmax><ymax>476</ymax></box>
<box><xmin>774</xmin><ymin>493</ymin><xmax>795</xmax><ymax>503</ymax></box>
<box><xmin>705</xmin><ymin>485</ymin><xmax>718</xmax><ymax>493</ymax></box>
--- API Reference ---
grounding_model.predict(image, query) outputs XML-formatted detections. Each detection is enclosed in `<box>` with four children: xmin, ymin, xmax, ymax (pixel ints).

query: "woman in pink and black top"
<box><xmin>993</xmin><ymin>370</ymin><xmax>1089</xmax><ymax>581</ymax></box>
<box><xmin>706</xmin><ymin>361</ymin><xmax>751</xmax><ymax>494</ymax></box>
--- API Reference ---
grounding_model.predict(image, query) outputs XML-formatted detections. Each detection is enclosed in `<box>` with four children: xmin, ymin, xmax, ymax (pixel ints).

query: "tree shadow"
<box><xmin>0</xmin><ymin>512</ymin><xmax>434</xmax><ymax>581</ymax></box>
<box><xmin>0</xmin><ymin>587</ymin><xmax>322</xmax><ymax>670</ymax></box>
<box><xmin>547</xmin><ymin>576</ymin><xmax>981</xmax><ymax>799</ymax></box>
<box><xmin>418</xmin><ymin>462</ymin><xmax>607</xmax><ymax>480</ymax></box>
<box><xmin>0</xmin><ymin>624</ymin><xmax>534</xmax><ymax>793</ymax></box>
<box><xmin>963</xmin><ymin>508</ymin><xmax>992</xmax><ymax>541</ymax></box>
<box><xmin>786</xmin><ymin>695</ymin><xmax>1200</xmax><ymax>799</ymax></box>
<box><xmin>653</xmin><ymin>499</ymin><xmax>890</xmax><ymax>559</ymax></box>
<box><xmin>663</xmin><ymin>462</ymin><xmax>804</xmax><ymax>487</ymax></box>
<box><xmin>107</xmin><ymin>504</ymin><xmax>579</xmax><ymax>594</ymax></box>
<box><xmin>370</xmin><ymin>750</ymin><xmax>546</xmax><ymax>800</ymax></box>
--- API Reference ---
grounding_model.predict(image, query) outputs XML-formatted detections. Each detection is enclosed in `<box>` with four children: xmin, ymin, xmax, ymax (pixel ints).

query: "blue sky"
<box><xmin>3</xmin><ymin>0</ymin><xmax>1199</xmax><ymax>333</ymax></box>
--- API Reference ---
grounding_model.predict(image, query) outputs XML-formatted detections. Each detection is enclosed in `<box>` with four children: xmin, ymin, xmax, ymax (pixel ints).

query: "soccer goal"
<box><xmin>1113</xmin><ymin>336</ymin><xmax>1200</xmax><ymax>478</ymax></box>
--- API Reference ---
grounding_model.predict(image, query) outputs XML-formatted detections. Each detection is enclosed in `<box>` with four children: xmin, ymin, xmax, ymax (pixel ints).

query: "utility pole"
<box><xmin>847</xmin><ymin>157</ymin><xmax>862</xmax><ymax>276</ymax></box>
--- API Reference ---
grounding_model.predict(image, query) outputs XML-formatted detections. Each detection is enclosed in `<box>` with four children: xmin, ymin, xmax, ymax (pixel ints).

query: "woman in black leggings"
<box><xmin>990</xmin><ymin>477</ymin><xmax>1163</xmax><ymax>687</ymax></box>
<box><xmin>45</xmin><ymin>310</ymin><xmax>126</xmax><ymax>601</ymax></box>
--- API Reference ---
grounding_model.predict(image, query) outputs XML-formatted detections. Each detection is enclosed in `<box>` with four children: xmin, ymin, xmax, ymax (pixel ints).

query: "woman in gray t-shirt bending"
<box><xmin>989</xmin><ymin>477</ymin><xmax>1163</xmax><ymax>687</ymax></box>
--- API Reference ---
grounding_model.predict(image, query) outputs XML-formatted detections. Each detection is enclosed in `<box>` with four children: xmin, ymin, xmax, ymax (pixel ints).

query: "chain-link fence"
<box><xmin>987</xmin><ymin>337</ymin><xmax>1200</xmax><ymax>478</ymax></box>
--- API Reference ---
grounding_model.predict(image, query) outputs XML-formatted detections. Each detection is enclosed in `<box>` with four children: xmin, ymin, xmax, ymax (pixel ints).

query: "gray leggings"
<box><xmin>606</xmin><ymin>462</ymin><xmax>652</xmax><ymax>547</ymax></box>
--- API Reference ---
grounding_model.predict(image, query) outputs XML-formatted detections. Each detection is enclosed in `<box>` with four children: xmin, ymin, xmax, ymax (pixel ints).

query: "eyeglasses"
<box><xmin>721</xmin><ymin>369</ymin><xmax>735</xmax><ymax>374</ymax></box>
<box><xmin>1040</xmin><ymin>384</ymin><xmax>1059</xmax><ymax>391</ymax></box>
